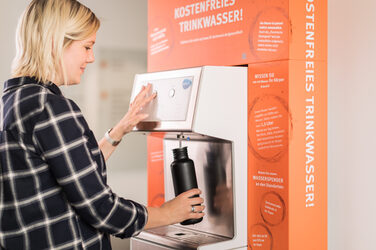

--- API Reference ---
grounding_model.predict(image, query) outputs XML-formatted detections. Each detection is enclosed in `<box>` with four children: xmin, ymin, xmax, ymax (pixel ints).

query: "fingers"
<box><xmin>188</xmin><ymin>205</ymin><xmax>205</xmax><ymax>220</ymax></box>
<box><xmin>180</xmin><ymin>189</ymin><xmax>205</xmax><ymax>218</ymax></box>
<box><xmin>191</xmin><ymin>211</ymin><xmax>205</xmax><ymax>219</ymax></box>
<box><xmin>180</xmin><ymin>188</ymin><xmax>201</xmax><ymax>198</ymax></box>
<box><xmin>189</xmin><ymin>196</ymin><xmax>204</xmax><ymax>205</ymax></box>
<box><xmin>179</xmin><ymin>189</ymin><xmax>203</xmax><ymax>206</ymax></box>
<box><xmin>129</xmin><ymin>84</ymin><xmax>156</xmax><ymax>115</ymax></box>
<box><xmin>146</xmin><ymin>91</ymin><xmax>157</xmax><ymax>103</ymax></box>
<box><xmin>137</xmin><ymin>92</ymin><xmax>156</xmax><ymax>113</ymax></box>
<box><xmin>133</xmin><ymin>84</ymin><xmax>154</xmax><ymax>106</ymax></box>
<box><xmin>119</xmin><ymin>84</ymin><xmax>154</xmax><ymax>134</ymax></box>
<box><xmin>130</xmin><ymin>85</ymin><xmax>148</xmax><ymax>108</ymax></box>
<box><xmin>190</xmin><ymin>205</ymin><xmax>205</xmax><ymax>214</ymax></box>
<box><xmin>161</xmin><ymin>189</ymin><xmax>205</xmax><ymax>224</ymax></box>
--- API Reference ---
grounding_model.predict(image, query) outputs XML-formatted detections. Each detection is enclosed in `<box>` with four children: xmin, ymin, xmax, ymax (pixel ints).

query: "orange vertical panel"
<box><xmin>147</xmin><ymin>133</ymin><xmax>165</xmax><ymax>207</ymax></box>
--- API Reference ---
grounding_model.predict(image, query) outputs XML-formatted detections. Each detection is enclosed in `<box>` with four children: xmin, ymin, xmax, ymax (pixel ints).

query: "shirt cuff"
<box><xmin>130</xmin><ymin>204</ymin><xmax>149</xmax><ymax>237</ymax></box>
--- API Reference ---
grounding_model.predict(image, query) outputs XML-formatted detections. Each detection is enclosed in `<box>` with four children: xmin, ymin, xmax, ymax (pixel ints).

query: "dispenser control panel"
<box><xmin>131</xmin><ymin>67</ymin><xmax>202</xmax><ymax>131</ymax></box>
<box><xmin>136</xmin><ymin>76</ymin><xmax>193</xmax><ymax>121</ymax></box>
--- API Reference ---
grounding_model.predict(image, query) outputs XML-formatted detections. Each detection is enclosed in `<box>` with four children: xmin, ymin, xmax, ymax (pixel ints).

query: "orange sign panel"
<box><xmin>248</xmin><ymin>60</ymin><xmax>327</xmax><ymax>250</ymax></box>
<box><xmin>147</xmin><ymin>133</ymin><xmax>165</xmax><ymax>207</ymax></box>
<box><xmin>148</xmin><ymin>0</ymin><xmax>327</xmax><ymax>72</ymax></box>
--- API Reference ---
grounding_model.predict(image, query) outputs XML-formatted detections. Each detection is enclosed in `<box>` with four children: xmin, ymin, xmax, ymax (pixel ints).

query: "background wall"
<box><xmin>1</xmin><ymin>0</ymin><xmax>376</xmax><ymax>250</ymax></box>
<box><xmin>327</xmin><ymin>1</ymin><xmax>376</xmax><ymax>250</ymax></box>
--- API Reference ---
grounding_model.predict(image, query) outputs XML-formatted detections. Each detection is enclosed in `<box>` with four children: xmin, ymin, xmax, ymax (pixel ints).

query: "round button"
<box><xmin>169</xmin><ymin>88</ymin><xmax>175</xmax><ymax>97</ymax></box>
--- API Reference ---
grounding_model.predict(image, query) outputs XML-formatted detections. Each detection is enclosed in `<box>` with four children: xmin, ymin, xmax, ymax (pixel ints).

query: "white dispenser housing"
<box><xmin>130</xmin><ymin>66</ymin><xmax>247</xmax><ymax>250</ymax></box>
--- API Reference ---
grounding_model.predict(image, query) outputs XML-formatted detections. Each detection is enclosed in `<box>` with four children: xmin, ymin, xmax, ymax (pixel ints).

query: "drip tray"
<box><xmin>133</xmin><ymin>225</ymin><xmax>232</xmax><ymax>249</ymax></box>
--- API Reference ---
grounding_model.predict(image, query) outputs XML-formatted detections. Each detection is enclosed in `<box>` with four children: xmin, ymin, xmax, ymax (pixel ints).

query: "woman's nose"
<box><xmin>87</xmin><ymin>50</ymin><xmax>95</xmax><ymax>63</ymax></box>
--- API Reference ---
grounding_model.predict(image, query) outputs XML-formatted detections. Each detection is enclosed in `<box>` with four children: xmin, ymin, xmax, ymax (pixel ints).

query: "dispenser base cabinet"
<box><xmin>131</xmin><ymin>238</ymin><xmax>173</xmax><ymax>250</ymax></box>
<box><xmin>129</xmin><ymin>66</ymin><xmax>248</xmax><ymax>250</ymax></box>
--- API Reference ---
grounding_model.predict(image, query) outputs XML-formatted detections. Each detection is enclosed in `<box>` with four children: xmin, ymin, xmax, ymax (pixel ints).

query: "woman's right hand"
<box><xmin>145</xmin><ymin>189</ymin><xmax>205</xmax><ymax>229</ymax></box>
<box><xmin>161</xmin><ymin>189</ymin><xmax>205</xmax><ymax>225</ymax></box>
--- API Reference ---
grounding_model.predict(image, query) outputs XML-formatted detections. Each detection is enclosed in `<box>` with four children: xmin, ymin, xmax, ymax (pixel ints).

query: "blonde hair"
<box><xmin>12</xmin><ymin>0</ymin><xmax>100</xmax><ymax>84</ymax></box>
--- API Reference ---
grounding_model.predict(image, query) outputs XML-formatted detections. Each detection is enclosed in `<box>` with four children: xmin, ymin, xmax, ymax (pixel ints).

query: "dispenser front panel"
<box><xmin>130</xmin><ymin>67</ymin><xmax>202</xmax><ymax>131</ymax></box>
<box><xmin>137</xmin><ymin>76</ymin><xmax>193</xmax><ymax>121</ymax></box>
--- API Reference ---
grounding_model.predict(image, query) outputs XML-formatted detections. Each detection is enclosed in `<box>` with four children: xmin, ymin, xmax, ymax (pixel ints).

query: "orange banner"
<box><xmin>147</xmin><ymin>133</ymin><xmax>165</xmax><ymax>207</ymax></box>
<box><xmin>148</xmin><ymin>0</ymin><xmax>327</xmax><ymax>72</ymax></box>
<box><xmin>248</xmin><ymin>60</ymin><xmax>327</xmax><ymax>250</ymax></box>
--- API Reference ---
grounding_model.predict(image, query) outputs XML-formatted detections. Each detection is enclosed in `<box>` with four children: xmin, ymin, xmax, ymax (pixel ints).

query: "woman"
<box><xmin>0</xmin><ymin>0</ymin><xmax>205</xmax><ymax>249</ymax></box>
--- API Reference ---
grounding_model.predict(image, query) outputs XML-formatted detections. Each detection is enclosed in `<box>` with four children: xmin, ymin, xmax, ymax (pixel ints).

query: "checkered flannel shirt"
<box><xmin>0</xmin><ymin>77</ymin><xmax>148</xmax><ymax>249</ymax></box>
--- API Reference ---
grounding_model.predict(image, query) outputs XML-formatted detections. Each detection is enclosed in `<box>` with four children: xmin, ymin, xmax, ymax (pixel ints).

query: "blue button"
<box><xmin>182</xmin><ymin>79</ymin><xmax>192</xmax><ymax>89</ymax></box>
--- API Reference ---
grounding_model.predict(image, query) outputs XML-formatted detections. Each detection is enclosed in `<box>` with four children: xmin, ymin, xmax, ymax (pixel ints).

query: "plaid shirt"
<box><xmin>0</xmin><ymin>77</ymin><xmax>148</xmax><ymax>250</ymax></box>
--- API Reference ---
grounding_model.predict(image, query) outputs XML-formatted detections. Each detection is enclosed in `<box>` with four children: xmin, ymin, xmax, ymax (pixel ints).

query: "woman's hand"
<box><xmin>113</xmin><ymin>84</ymin><xmax>156</xmax><ymax>138</ymax></box>
<box><xmin>99</xmin><ymin>84</ymin><xmax>156</xmax><ymax>161</ymax></box>
<box><xmin>145</xmin><ymin>189</ymin><xmax>205</xmax><ymax>229</ymax></box>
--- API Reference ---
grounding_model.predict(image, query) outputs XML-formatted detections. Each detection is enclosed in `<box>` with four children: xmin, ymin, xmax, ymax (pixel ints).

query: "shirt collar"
<box><xmin>3</xmin><ymin>76</ymin><xmax>62</xmax><ymax>96</ymax></box>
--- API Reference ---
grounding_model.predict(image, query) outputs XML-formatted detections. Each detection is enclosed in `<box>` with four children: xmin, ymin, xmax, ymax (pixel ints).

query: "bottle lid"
<box><xmin>172</xmin><ymin>146</ymin><xmax>189</xmax><ymax>160</ymax></box>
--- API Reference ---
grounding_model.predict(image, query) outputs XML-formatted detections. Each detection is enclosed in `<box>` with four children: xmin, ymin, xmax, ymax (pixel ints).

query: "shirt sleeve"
<box><xmin>32</xmin><ymin>95</ymin><xmax>148</xmax><ymax>238</ymax></box>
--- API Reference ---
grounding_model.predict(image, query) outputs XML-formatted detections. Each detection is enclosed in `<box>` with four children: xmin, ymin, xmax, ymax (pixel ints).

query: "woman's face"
<box><xmin>62</xmin><ymin>32</ymin><xmax>96</xmax><ymax>85</ymax></box>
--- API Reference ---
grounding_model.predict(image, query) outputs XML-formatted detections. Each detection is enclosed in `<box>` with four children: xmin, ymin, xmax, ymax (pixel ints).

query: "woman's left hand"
<box><xmin>117</xmin><ymin>83</ymin><xmax>156</xmax><ymax>135</ymax></box>
<box><xmin>99</xmin><ymin>83</ymin><xmax>156</xmax><ymax>161</ymax></box>
<box><xmin>109</xmin><ymin>83</ymin><xmax>156</xmax><ymax>141</ymax></box>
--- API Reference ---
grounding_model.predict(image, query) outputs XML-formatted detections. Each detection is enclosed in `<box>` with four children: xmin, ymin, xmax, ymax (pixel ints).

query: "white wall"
<box><xmin>0</xmin><ymin>0</ymin><xmax>148</xmax><ymax>83</ymax></box>
<box><xmin>0</xmin><ymin>1</ymin><xmax>27</xmax><ymax>82</ymax></box>
<box><xmin>328</xmin><ymin>1</ymin><xmax>376</xmax><ymax>250</ymax></box>
<box><xmin>1</xmin><ymin>0</ymin><xmax>376</xmax><ymax>250</ymax></box>
<box><xmin>79</xmin><ymin>0</ymin><xmax>147</xmax><ymax>50</ymax></box>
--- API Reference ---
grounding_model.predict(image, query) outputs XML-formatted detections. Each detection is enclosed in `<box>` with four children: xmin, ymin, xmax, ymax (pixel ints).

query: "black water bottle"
<box><xmin>171</xmin><ymin>146</ymin><xmax>203</xmax><ymax>225</ymax></box>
